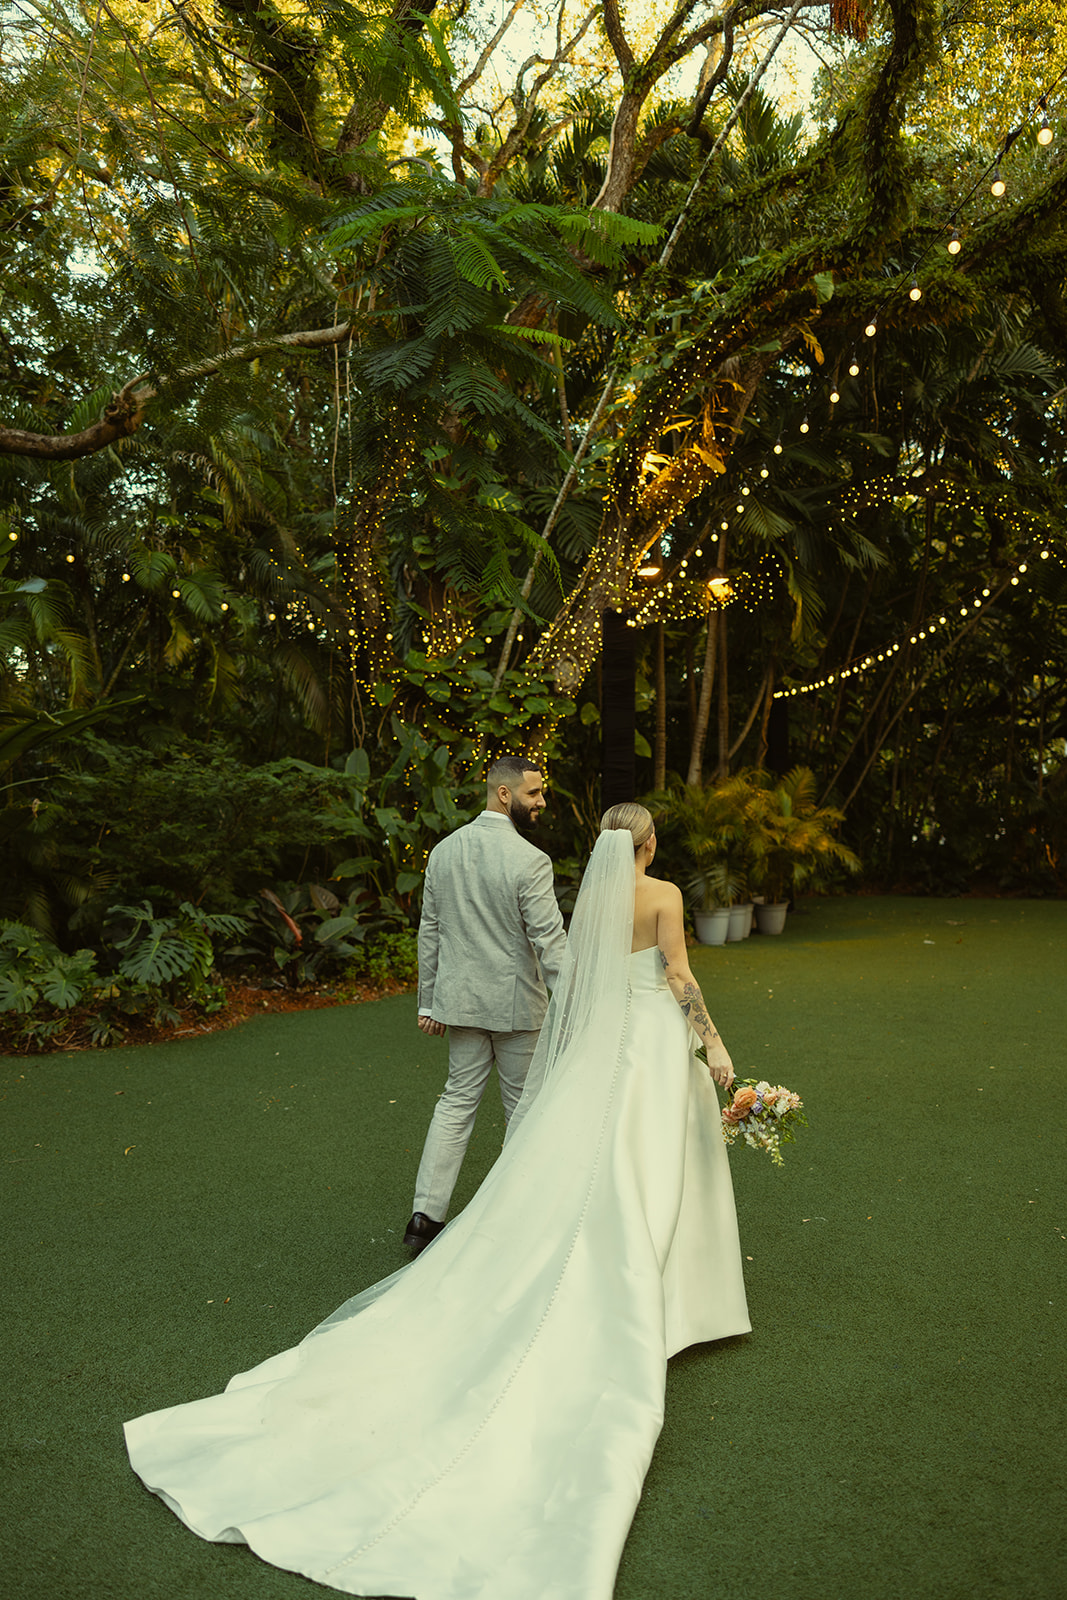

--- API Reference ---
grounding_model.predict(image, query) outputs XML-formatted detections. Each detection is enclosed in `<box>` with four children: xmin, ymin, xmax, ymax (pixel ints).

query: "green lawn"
<box><xmin>2</xmin><ymin>897</ymin><xmax>1064</xmax><ymax>1600</ymax></box>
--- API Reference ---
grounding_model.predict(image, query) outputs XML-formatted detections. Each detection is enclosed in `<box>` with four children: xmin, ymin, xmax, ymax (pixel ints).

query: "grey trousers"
<box><xmin>412</xmin><ymin>1026</ymin><xmax>541</xmax><ymax>1221</ymax></box>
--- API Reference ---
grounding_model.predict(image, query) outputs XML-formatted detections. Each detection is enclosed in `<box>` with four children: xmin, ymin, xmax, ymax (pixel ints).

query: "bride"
<box><xmin>125</xmin><ymin>802</ymin><xmax>751</xmax><ymax>1600</ymax></box>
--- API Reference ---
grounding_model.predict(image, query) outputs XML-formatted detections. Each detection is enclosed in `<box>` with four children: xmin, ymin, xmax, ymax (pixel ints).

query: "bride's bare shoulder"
<box><xmin>638</xmin><ymin>875</ymin><xmax>682</xmax><ymax>908</ymax></box>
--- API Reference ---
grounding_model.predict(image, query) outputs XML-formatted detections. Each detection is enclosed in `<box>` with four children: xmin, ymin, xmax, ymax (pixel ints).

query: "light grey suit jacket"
<box><xmin>417</xmin><ymin>812</ymin><xmax>568</xmax><ymax>1031</ymax></box>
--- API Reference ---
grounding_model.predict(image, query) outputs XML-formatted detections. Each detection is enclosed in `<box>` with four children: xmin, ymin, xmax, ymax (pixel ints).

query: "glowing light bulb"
<box><xmin>799</xmin><ymin>418</ymin><xmax>810</xmax><ymax>434</ymax></box>
<box><xmin>720</xmin><ymin>520</ymin><xmax>729</xmax><ymax>531</ymax></box>
<box><xmin>741</xmin><ymin>485</ymin><xmax>750</xmax><ymax>496</ymax></box>
<box><xmin>121</xmin><ymin>572</ymin><xmax>130</xmax><ymax>582</ymax></box>
<box><xmin>830</xmin><ymin>390</ymin><xmax>840</xmax><ymax>404</ymax></box>
<box><xmin>7</xmin><ymin>531</ymin><xmax>16</xmax><ymax>542</ymax></box>
<box><xmin>760</xmin><ymin>466</ymin><xmax>769</xmax><ymax>478</ymax></box>
<box><xmin>865</xmin><ymin>320</ymin><xmax>877</xmax><ymax>338</ymax></box>
<box><xmin>1040</xmin><ymin>549</ymin><xmax>1050</xmax><ymax>559</ymax></box>
<box><xmin>849</xmin><ymin>356</ymin><xmax>860</xmax><ymax>376</ymax></box>
<box><xmin>735</xmin><ymin>503</ymin><xmax>744</xmax><ymax>514</ymax></box>
<box><xmin>990</xmin><ymin>167</ymin><xmax>1006</xmax><ymax>197</ymax></box>
<box><xmin>909</xmin><ymin>277</ymin><xmax>922</xmax><ymax>302</ymax></box>
<box><xmin>1037</xmin><ymin>116</ymin><xmax>1053</xmax><ymax>147</ymax></box>
<box><xmin>773</xmin><ymin>440</ymin><xmax>783</xmax><ymax>455</ymax></box>
<box><xmin>1018</xmin><ymin>562</ymin><xmax>1027</xmax><ymax>573</ymax></box>
<box><xmin>172</xmin><ymin>588</ymin><xmax>181</xmax><ymax>598</ymax></box>
<box><xmin>947</xmin><ymin>228</ymin><xmax>961</xmax><ymax>255</ymax></box>
<box><xmin>268</xmin><ymin>612</ymin><xmax>276</xmax><ymax>621</ymax></box>
<box><xmin>1010</xmin><ymin>576</ymin><xmax>1020</xmax><ymax>586</ymax></box>
<box><xmin>66</xmin><ymin>552</ymin><xmax>75</xmax><ymax>563</ymax></box>
<box><xmin>220</xmin><ymin>602</ymin><xmax>228</xmax><ymax>612</ymax></box>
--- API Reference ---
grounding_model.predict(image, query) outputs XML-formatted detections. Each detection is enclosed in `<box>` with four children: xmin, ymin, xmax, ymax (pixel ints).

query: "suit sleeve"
<box><xmin>518</xmin><ymin>853</ymin><xmax>568</xmax><ymax>994</ymax></box>
<box><xmin>417</xmin><ymin>863</ymin><xmax>440</xmax><ymax>1015</ymax></box>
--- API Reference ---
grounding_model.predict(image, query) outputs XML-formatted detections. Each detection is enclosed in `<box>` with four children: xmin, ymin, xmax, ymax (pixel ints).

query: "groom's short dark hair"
<box><xmin>487</xmin><ymin>754</ymin><xmax>541</xmax><ymax>790</ymax></box>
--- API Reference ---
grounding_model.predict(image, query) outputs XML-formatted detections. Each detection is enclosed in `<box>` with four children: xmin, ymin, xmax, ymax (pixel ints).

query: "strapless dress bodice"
<box><xmin>627</xmin><ymin>944</ymin><xmax>668</xmax><ymax>994</ymax></box>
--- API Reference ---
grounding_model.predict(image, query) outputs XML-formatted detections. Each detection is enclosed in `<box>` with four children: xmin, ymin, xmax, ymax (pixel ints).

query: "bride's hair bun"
<box><xmin>600</xmin><ymin>802</ymin><xmax>654</xmax><ymax>850</ymax></box>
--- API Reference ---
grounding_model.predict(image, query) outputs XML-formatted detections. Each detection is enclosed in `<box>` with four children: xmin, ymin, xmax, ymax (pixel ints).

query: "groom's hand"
<box><xmin>417</xmin><ymin>1015</ymin><xmax>447</xmax><ymax>1037</ymax></box>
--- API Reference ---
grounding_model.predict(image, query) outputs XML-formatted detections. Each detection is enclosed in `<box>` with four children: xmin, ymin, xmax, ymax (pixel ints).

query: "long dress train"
<box><xmin>124</xmin><ymin>946</ymin><xmax>750</xmax><ymax>1599</ymax></box>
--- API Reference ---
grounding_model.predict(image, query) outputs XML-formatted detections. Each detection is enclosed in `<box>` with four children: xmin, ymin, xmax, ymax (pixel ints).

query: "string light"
<box><xmin>1037</xmin><ymin>102</ymin><xmax>1053</xmax><ymax>145</ymax></box>
<box><xmin>947</xmin><ymin>227</ymin><xmax>961</xmax><ymax>255</ymax></box>
<box><xmin>799</xmin><ymin>417</ymin><xmax>810</xmax><ymax>433</ymax></box>
<box><xmin>775</xmin><ymin>539</ymin><xmax>1064</xmax><ymax>699</ymax></box>
<box><xmin>864</xmin><ymin>320</ymin><xmax>877</xmax><ymax>338</ymax></box>
<box><xmin>848</xmin><ymin>352</ymin><xmax>860</xmax><ymax>376</ymax></box>
<box><xmin>909</xmin><ymin>276</ymin><xmax>922</xmax><ymax>302</ymax></box>
<box><xmin>990</xmin><ymin>166</ymin><xmax>1006</xmax><ymax>196</ymax></box>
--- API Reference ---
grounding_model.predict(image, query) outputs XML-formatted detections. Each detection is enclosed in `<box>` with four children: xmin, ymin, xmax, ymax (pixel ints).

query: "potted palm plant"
<box><xmin>746</xmin><ymin>767</ymin><xmax>861</xmax><ymax>932</ymax></box>
<box><xmin>647</xmin><ymin>775</ymin><xmax>753</xmax><ymax>945</ymax></box>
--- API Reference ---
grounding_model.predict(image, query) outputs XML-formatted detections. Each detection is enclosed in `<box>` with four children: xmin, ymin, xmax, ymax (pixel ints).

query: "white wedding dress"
<box><xmin>125</xmin><ymin>836</ymin><xmax>750</xmax><ymax>1600</ymax></box>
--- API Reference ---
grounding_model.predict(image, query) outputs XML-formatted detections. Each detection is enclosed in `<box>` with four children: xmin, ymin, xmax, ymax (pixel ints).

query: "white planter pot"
<box><xmin>693</xmin><ymin>908</ymin><xmax>731</xmax><ymax>946</ymax></box>
<box><xmin>754</xmin><ymin>900</ymin><xmax>789</xmax><ymax>936</ymax></box>
<box><xmin>726</xmin><ymin>902</ymin><xmax>753</xmax><ymax>941</ymax></box>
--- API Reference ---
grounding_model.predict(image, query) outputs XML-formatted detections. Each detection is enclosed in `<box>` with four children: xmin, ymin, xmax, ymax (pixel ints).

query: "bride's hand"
<box><xmin>705</xmin><ymin>1046</ymin><xmax>734</xmax><ymax>1091</ymax></box>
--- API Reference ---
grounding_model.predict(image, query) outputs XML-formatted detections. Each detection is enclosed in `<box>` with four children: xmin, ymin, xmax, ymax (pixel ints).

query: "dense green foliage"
<box><xmin>1</xmin><ymin>0</ymin><xmax>1065</xmax><ymax>1038</ymax></box>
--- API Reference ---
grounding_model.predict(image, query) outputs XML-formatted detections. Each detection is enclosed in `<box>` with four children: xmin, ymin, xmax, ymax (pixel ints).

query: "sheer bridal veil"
<box><xmin>505</xmin><ymin>826</ymin><xmax>636</xmax><ymax>1138</ymax></box>
<box><xmin>285</xmin><ymin>827</ymin><xmax>639</xmax><ymax>1354</ymax></box>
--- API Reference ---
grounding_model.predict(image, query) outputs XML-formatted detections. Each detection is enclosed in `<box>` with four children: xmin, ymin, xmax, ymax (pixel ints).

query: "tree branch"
<box><xmin>0</xmin><ymin>322</ymin><xmax>356</xmax><ymax>460</ymax></box>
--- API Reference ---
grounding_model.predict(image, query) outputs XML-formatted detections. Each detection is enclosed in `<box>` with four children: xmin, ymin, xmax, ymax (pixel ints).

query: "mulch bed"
<box><xmin>0</xmin><ymin>975</ymin><xmax>414</xmax><ymax>1057</ymax></box>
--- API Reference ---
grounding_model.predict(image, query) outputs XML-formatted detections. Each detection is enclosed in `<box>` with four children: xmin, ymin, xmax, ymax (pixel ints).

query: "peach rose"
<box><xmin>724</xmin><ymin>1086</ymin><xmax>759</xmax><ymax>1124</ymax></box>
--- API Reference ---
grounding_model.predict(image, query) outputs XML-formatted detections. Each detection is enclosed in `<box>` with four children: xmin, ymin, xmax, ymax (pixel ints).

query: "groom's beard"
<box><xmin>509</xmin><ymin>797</ymin><xmax>541</xmax><ymax>834</ymax></box>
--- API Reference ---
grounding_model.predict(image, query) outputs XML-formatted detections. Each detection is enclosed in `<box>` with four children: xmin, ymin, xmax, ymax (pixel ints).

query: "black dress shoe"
<box><xmin>403</xmin><ymin>1212</ymin><xmax>445</xmax><ymax>1256</ymax></box>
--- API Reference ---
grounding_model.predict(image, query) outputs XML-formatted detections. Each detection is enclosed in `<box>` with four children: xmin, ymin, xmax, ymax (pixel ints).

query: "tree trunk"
<box><xmin>686</xmin><ymin>613</ymin><xmax>718</xmax><ymax>787</ymax></box>
<box><xmin>654</xmin><ymin>621</ymin><xmax>667</xmax><ymax>790</ymax></box>
<box><xmin>601</xmin><ymin>610</ymin><xmax>636</xmax><ymax>808</ymax></box>
<box><xmin>715</xmin><ymin>603</ymin><xmax>729</xmax><ymax>777</ymax></box>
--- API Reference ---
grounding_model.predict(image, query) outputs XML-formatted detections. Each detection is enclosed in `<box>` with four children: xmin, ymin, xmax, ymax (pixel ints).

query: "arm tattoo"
<box><xmin>679</xmin><ymin>980</ymin><xmax>717</xmax><ymax>1040</ymax></box>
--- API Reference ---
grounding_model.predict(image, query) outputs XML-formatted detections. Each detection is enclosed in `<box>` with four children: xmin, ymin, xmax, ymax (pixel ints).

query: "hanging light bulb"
<box><xmin>1037</xmin><ymin>106</ymin><xmax>1053</xmax><ymax>146</ymax></box>
<box><xmin>909</xmin><ymin>276</ymin><xmax>922</xmax><ymax>302</ymax></box>
<box><xmin>637</xmin><ymin>539</ymin><xmax>663</xmax><ymax>579</ymax></box>
<box><xmin>990</xmin><ymin>166</ymin><xmax>1006</xmax><ymax>196</ymax></box>
<box><xmin>864</xmin><ymin>319</ymin><xmax>877</xmax><ymax>338</ymax></box>
<box><xmin>799</xmin><ymin>417</ymin><xmax>810</xmax><ymax>434</ymax></box>
<box><xmin>947</xmin><ymin>228</ymin><xmax>961</xmax><ymax>255</ymax></box>
<box><xmin>773</xmin><ymin>437</ymin><xmax>783</xmax><ymax>455</ymax></box>
<box><xmin>741</xmin><ymin>484</ymin><xmax>751</xmax><ymax>496</ymax></box>
<box><xmin>760</xmin><ymin>464</ymin><xmax>769</xmax><ymax>478</ymax></box>
<box><xmin>848</xmin><ymin>351</ymin><xmax>860</xmax><ymax>376</ymax></box>
<box><xmin>830</xmin><ymin>389</ymin><xmax>840</xmax><ymax>404</ymax></box>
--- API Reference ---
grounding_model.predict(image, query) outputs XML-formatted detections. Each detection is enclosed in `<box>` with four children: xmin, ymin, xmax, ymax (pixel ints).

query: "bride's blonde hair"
<box><xmin>600</xmin><ymin>802</ymin><xmax>654</xmax><ymax>851</ymax></box>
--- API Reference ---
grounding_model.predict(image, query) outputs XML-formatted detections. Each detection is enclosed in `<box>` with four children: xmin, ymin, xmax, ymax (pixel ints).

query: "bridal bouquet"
<box><xmin>720</xmin><ymin>1079</ymin><xmax>806</xmax><ymax>1167</ymax></box>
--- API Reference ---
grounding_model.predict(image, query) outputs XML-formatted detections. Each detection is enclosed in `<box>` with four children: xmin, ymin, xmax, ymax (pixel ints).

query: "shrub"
<box><xmin>346</xmin><ymin>928</ymin><xmax>420</xmax><ymax>991</ymax></box>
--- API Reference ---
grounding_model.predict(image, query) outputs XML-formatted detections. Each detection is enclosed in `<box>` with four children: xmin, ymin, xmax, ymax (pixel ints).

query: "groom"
<box><xmin>404</xmin><ymin>755</ymin><xmax>568</xmax><ymax>1255</ymax></box>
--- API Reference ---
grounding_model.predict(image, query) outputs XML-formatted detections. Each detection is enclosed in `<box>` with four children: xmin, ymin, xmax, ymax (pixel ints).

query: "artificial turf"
<box><xmin>1</xmin><ymin>896</ymin><xmax>1064</xmax><ymax>1600</ymax></box>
